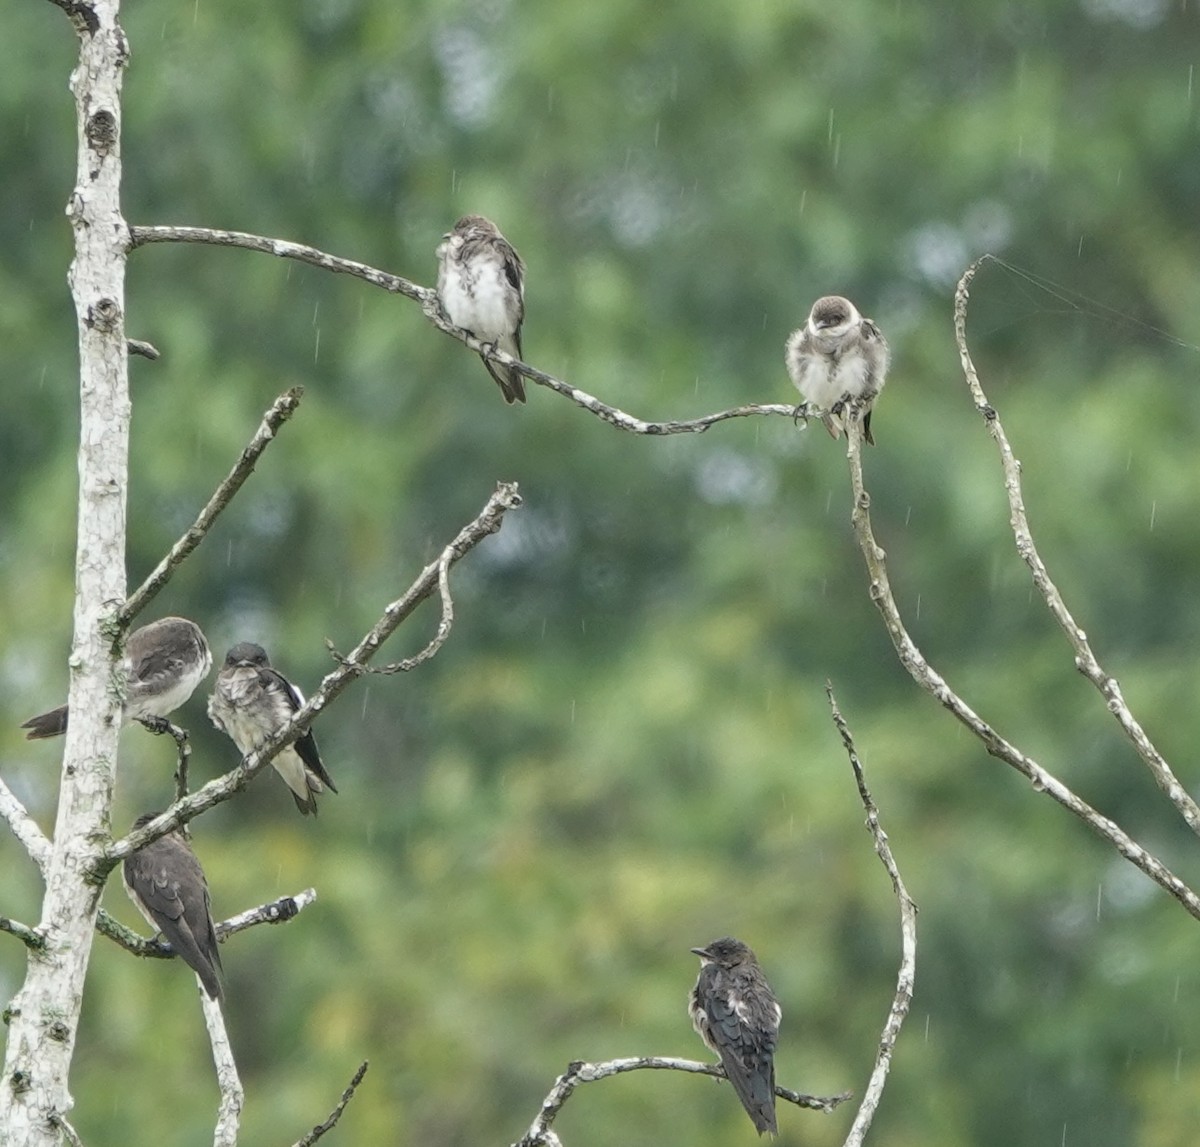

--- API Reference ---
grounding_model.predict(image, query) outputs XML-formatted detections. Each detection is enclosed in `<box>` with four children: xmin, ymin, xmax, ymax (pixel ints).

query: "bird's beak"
<box><xmin>690</xmin><ymin>947</ymin><xmax>710</xmax><ymax>958</ymax></box>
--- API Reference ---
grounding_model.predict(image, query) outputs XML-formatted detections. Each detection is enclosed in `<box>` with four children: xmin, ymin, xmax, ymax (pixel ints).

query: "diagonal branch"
<box><xmin>119</xmin><ymin>386</ymin><xmax>304</xmax><ymax>628</ymax></box>
<box><xmin>0</xmin><ymin>917</ymin><xmax>46</xmax><ymax>951</ymax></box>
<box><xmin>292</xmin><ymin>1061</ymin><xmax>370</xmax><ymax>1147</ymax></box>
<box><xmin>953</xmin><ymin>257</ymin><xmax>1200</xmax><ymax>839</ymax></box>
<box><xmin>0</xmin><ymin>779</ymin><xmax>52</xmax><ymax>876</ymax></box>
<box><xmin>826</xmin><ymin>686</ymin><xmax>917</xmax><ymax>1147</ymax></box>
<box><xmin>97</xmin><ymin>889</ymin><xmax>316</xmax><ymax>960</ymax></box>
<box><xmin>514</xmin><ymin>1057</ymin><xmax>850</xmax><ymax>1147</ymax></box>
<box><xmin>202</xmin><ymin>991</ymin><xmax>243</xmax><ymax>1147</ymax></box>
<box><xmin>99</xmin><ymin>481</ymin><xmax>522</xmax><ymax>870</ymax></box>
<box><xmin>844</xmin><ymin>421</ymin><xmax>1200</xmax><ymax>921</ymax></box>
<box><xmin>128</xmin><ymin>226</ymin><xmax>802</xmax><ymax>435</ymax></box>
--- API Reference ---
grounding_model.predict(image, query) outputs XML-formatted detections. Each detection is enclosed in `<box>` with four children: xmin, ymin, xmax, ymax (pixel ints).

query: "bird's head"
<box><xmin>807</xmin><ymin>294</ymin><xmax>860</xmax><ymax>337</ymax></box>
<box><xmin>223</xmin><ymin>642</ymin><xmax>270</xmax><ymax>670</ymax></box>
<box><xmin>691</xmin><ymin>936</ymin><xmax>757</xmax><ymax>969</ymax></box>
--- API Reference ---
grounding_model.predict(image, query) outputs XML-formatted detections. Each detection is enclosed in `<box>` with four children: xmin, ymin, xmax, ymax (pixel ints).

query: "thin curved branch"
<box><xmin>119</xmin><ymin>386</ymin><xmax>304</xmax><ymax>628</ymax></box>
<box><xmin>826</xmin><ymin>686</ymin><xmax>917</xmax><ymax>1147</ymax></box>
<box><xmin>0</xmin><ymin>779</ymin><xmax>51</xmax><ymax>875</ymax></box>
<box><xmin>97</xmin><ymin>889</ymin><xmax>317</xmax><ymax>959</ymax></box>
<box><xmin>845</xmin><ymin>422</ymin><xmax>1200</xmax><ymax>921</ymax></box>
<box><xmin>514</xmin><ymin>1057</ymin><xmax>851</xmax><ymax>1147</ymax></box>
<box><xmin>128</xmin><ymin>226</ymin><xmax>803</xmax><ymax>435</ymax></box>
<box><xmin>292</xmin><ymin>1061</ymin><xmax>370</xmax><ymax>1147</ymax></box>
<box><xmin>954</xmin><ymin>257</ymin><xmax>1200</xmax><ymax>839</ymax></box>
<box><xmin>99</xmin><ymin>481</ymin><xmax>522</xmax><ymax>870</ymax></box>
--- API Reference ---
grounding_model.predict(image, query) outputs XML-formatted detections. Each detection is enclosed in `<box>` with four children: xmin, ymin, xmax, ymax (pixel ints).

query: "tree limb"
<box><xmin>844</xmin><ymin>421</ymin><xmax>1200</xmax><ymax>920</ymax></box>
<box><xmin>127</xmin><ymin>226</ymin><xmax>803</xmax><ymax>435</ymax></box>
<box><xmin>201</xmin><ymin>991</ymin><xmax>243</xmax><ymax>1147</ymax></box>
<box><xmin>826</xmin><ymin>686</ymin><xmax>917</xmax><ymax>1147</ymax></box>
<box><xmin>97</xmin><ymin>889</ymin><xmax>316</xmax><ymax>959</ymax></box>
<box><xmin>292</xmin><ymin>1061</ymin><xmax>370</xmax><ymax>1147</ymax></box>
<box><xmin>953</xmin><ymin>257</ymin><xmax>1200</xmax><ymax>839</ymax></box>
<box><xmin>0</xmin><ymin>779</ymin><xmax>51</xmax><ymax>876</ymax></box>
<box><xmin>0</xmin><ymin>918</ymin><xmax>45</xmax><ymax>951</ymax></box>
<box><xmin>99</xmin><ymin>481</ymin><xmax>522</xmax><ymax>870</ymax></box>
<box><xmin>514</xmin><ymin>1057</ymin><xmax>851</xmax><ymax>1147</ymax></box>
<box><xmin>119</xmin><ymin>386</ymin><xmax>304</xmax><ymax>628</ymax></box>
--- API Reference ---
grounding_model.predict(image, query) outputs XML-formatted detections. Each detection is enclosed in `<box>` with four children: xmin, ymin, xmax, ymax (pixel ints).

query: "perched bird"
<box><xmin>689</xmin><ymin>937</ymin><xmax>782</xmax><ymax>1136</ymax></box>
<box><xmin>436</xmin><ymin>214</ymin><xmax>527</xmax><ymax>404</ymax></box>
<box><xmin>207</xmin><ymin>642</ymin><xmax>337</xmax><ymax>816</ymax></box>
<box><xmin>22</xmin><ymin>616</ymin><xmax>212</xmax><ymax>740</ymax></box>
<box><xmin>785</xmin><ymin>295</ymin><xmax>890</xmax><ymax>445</ymax></box>
<box><xmin>122</xmin><ymin>812</ymin><xmax>223</xmax><ymax>1000</ymax></box>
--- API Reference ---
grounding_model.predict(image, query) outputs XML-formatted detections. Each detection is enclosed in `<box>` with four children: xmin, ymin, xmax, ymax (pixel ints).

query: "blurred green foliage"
<box><xmin>3</xmin><ymin>0</ymin><xmax>1200</xmax><ymax>1144</ymax></box>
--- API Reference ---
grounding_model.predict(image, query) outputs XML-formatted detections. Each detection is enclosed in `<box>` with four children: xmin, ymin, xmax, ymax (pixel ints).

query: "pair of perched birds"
<box><xmin>437</xmin><ymin>214</ymin><xmax>891</xmax><ymax>443</ymax></box>
<box><xmin>21</xmin><ymin>618</ymin><xmax>339</xmax><ymax>1001</ymax></box>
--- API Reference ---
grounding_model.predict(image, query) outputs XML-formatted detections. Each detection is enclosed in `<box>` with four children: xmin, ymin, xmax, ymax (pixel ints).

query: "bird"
<box><xmin>785</xmin><ymin>295</ymin><xmax>890</xmax><ymax>445</ymax></box>
<box><xmin>21</xmin><ymin>616</ymin><xmax>212</xmax><ymax>740</ymax></box>
<box><xmin>122</xmin><ymin>812</ymin><xmax>223</xmax><ymax>1000</ymax></box>
<box><xmin>207</xmin><ymin>642</ymin><xmax>337</xmax><ymax>816</ymax></box>
<box><xmin>689</xmin><ymin>936</ymin><xmax>782</xmax><ymax>1136</ymax></box>
<box><xmin>435</xmin><ymin>214</ymin><xmax>527</xmax><ymax>404</ymax></box>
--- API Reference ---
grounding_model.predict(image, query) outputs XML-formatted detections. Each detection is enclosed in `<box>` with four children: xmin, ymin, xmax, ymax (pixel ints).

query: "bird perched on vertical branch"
<box><xmin>207</xmin><ymin>642</ymin><xmax>337</xmax><ymax>816</ymax></box>
<box><xmin>436</xmin><ymin>214</ymin><xmax>527</xmax><ymax>404</ymax></box>
<box><xmin>21</xmin><ymin>616</ymin><xmax>212</xmax><ymax>739</ymax></box>
<box><xmin>786</xmin><ymin>295</ymin><xmax>890</xmax><ymax>445</ymax></box>
<box><xmin>689</xmin><ymin>937</ymin><xmax>783</xmax><ymax>1135</ymax></box>
<box><xmin>122</xmin><ymin>812</ymin><xmax>223</xmax><ymax>1000</ymax></box>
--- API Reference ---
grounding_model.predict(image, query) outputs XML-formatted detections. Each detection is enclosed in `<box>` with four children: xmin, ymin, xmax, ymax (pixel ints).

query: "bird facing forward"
<box><xmin>436</xmin><ymin>214</ymin><xmax>527</xmax><ymax>404</ymax></box>
<box><xmin>689</xmin><ymin>936</ymin><xmax>782</xmax><ymax>1136</ymax></box>
<box><xmin>122</xmin><ymin>812</ymin><xmax>223</xmax><ymax>1000</ymax></box>
<box><xmin>207</xmin><ymin>642</ymin><xmax>337</xmax><ymax>816</ymax></box>
<box><xmin>785</xmin><ymin>295</ymin><xmax>890</xmax><ymax>445</ymax></box>
<box><xmin>21</xmin><ymin>616</ymin><xmax>212</xmax><ymax>740</ymax></box>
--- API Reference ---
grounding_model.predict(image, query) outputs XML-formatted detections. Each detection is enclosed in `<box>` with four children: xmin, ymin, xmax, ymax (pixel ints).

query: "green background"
<box><xmin>3</xmin><ymin>0</ymin><xmax>1200</xmax><ymax>1144</ymax></box>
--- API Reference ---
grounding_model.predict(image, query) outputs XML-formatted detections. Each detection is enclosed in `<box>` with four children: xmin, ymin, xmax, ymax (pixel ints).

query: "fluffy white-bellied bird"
<box><xmin>21</xmin><ymin>616</ymin><xmax>212</xmax><ymax>739</ymax></box>
<box><xmin>689</xmin><ymin>937</ymin><xmax>783</xmax><ymax>1136</ymax></box>
<box><xmin>436</xmin><ymin>214</ymin><xmax>527</xmax><ymax>404</ymax></box>
<box><xmin>208</xmin><ymin>642</ymin><xmax>338</xmax><ymax>816</ymax></box>
<box><xmin>785</xmin><ymin>295</ymin><xmax>890</xmax><ymax>445</ymax></box>
<box><xmin>123</xmin><ymin>812</ymin><xmax>224</xmax><ymax>1000</ymax></box>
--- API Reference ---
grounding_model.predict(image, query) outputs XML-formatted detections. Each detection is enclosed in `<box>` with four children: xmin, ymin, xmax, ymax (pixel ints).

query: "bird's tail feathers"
<box><xmin>22</xmin><ymin>704</ymin><xmax>69</xmax><ymax>740</ymax></box>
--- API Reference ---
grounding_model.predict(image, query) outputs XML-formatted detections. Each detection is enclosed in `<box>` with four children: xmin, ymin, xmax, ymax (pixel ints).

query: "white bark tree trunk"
<box><xmin>0</xmin><ymin>2</ymin><xmax>129</xmax><ymax>1142</ymax></box>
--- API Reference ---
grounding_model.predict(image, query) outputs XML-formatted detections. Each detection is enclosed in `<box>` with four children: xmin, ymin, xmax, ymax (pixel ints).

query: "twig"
<box><xmin>514</xmin><ymin>1057</ymin><xmax>850</xmax><ymax>1147</ymax></box>
<box><xmin>134</xmin><ymin>716</ymin><xmax>192</xmax><ymax>805</ymax></box>
<box><xmin>126</xmin><ymin>338</ymin><xmax>160</xmax><ymax>360</ymax></box>
<box><xmin>119</xmin><ymin>387</ymin><xmax>304</xmax><ymax>628</ymax></box>
<box><xmin>128</xmin><ymin>226</ymin><xmax>803</xmax><ymax>436</ymax></box>
<box><xmin>953</xmin><ymin>257</ymin><xmax>1200</xmax><ymax>839</ymax></box>
<box><xmin>328</xmin><ymin>548</ymin><xmax>453</xmax><ymax>675</ymax></box>
<box><xmin>43</xmin><ymin>0</ymin><xmax>98</xmax><ymax>35</ymax></box>
<box><xmin>0</xmin><ymin>917</ymin><xmax>46</xmax><ymax>951</ymax></box>
<box><xmin>826</xmin><ymin>686</ymin><xmax>917</xmax><ymax>1147</ymax></box>
<box><xmin>292</xmin><ymin>1061</ymin><xmax>370</xmax><ymax>1147</ymax></box>
<box><xmin>48</xmin><ymin>1112</ymin><xmax>85</xmax><ymax>1147</ymax></box>
<box><xmin>99</xmin><ymin>482</ymin><xmax>522</xmax><ymax>869</ymax></box>
<box><xmin>97</xmin><ymin>889</ymin><xmax>317</xmax><ymax>959</ymax></box>
<box><xmin>201</xmin><ymin>991</ymin><xmax>243</xmax><ymax>1147</ymax></box>
<box><xmin>0</xmin><ymin>779</ymin><xmax>51</xmax><ymax>876</ymax></box>
<box><xmin>844</xmin><ymin>422</ymin><xmax>1200</xmax><ymax>920</ymax></box>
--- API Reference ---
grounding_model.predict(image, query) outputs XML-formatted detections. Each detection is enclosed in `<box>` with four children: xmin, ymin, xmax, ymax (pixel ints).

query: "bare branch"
<box><xmin>128</xmin><ymin>226</ymin><xmax>804</xmax><ymax>436</ymax></box>
<box><xmin>0</xmin><ymin>779</ymin><xmax>51</xmax><ymax>876</ymax></box>
<box><xmin>131</xmin><ymin>716</ymin><xmax>192</xmax><ymax>806</ymax></box>
<box><xmin>292</xmin><ymin>1061</ymin><xmax>370</xmax><ymax>1147</ymax></box>
<box><xmin>48</xmin><ymin>1112</ymin><xmax>84</xmax><ymax>1147</ymax></box>
<box><xmin>844</xmin><ymin>422</ymin><xmax>1200</xmax><ymax>920</ymax></box>
<box><xmin>126</xmin><ymin>338</ymin><xmax>159</xmax><ymax>360</ymax></box>
<box><xmin>119</xmin><ymin>387</ymin><xmax>304</xmax><ymax>627</ymax></box>
<box><xmin>43</xmin><ymin>0</ymin><xmax>98</xmax><ymax>35</ymax></box>
<box><xmin>953</xmin><ymin>257</ymin><xmax>1200</xmax><ymax>839</ymax></box>
<box><xmin>826</xmin><ymin>686</ymin><xmax>917</xmax><ymax>1147</ymax></box>
<box><xmin>100</xmin><ymin>482</ymin><xmax>522</xmax><ymax>869</ymax></box>
<box><xmin>97</xmin><ymin>889</ymin><xmax>316</xmax><ymax>959</ymax></box>
<box><xmin>0</xmin><ymin>918</ymin><xmax>45</xmax><ymax>951</ymax></box>
<box><xmin>327</xmin><ymin>547</ymin><xmax>453</xmax><ymax>676</ymax></box>
<box><xmin>514</xmin><ymin>1057</ymin><xmax>851</xmax><ymax>1147</ymax></box>
<box><xmin>201</xmin><ymin>991</ymin><xmax>243</xmax><ymax>1147</ymax></box>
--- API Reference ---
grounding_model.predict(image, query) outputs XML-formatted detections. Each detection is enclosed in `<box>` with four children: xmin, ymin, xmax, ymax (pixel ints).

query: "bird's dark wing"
<box><xmin>21</xmin><ymin>704</ymin><xmax>69</xmax><ymax>739</ymax></box>
<box><xmin>700</xmin><ymin>981</ymin><xmax>778</xmax><ymax>1135</ymax></box>
<box><xmin>124</xmin><ymin>840</ymin><xmax>222</xmax><ymax>1000</ymax></box>
<box><xmin>263</xmin><ymin>667</ymin><xmax>338</xmax><ymax>794</ymax></box>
